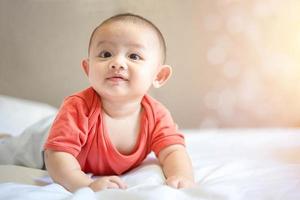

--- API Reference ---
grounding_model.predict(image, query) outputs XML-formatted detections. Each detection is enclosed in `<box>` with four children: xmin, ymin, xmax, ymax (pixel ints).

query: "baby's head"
<box><xmin>82</xmin><ymin>13</ymin><xmax>172</xmax><ymax>101</ymax></box>
<box><xmin>88</xmin><ymin>13</ymin><xmax>167</xmax><ymax>64</ymax></box>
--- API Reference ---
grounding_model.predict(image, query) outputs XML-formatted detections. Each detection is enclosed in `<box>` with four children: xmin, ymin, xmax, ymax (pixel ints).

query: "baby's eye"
<box><xmin>129</xmin><ymin>53</ymin><xmax>142</xmax><ymax>60</ymax></box>
<box><xmin>99</xmin><ymin>51</ymin><xmax>112</xmax><ymax>58</ymax></box>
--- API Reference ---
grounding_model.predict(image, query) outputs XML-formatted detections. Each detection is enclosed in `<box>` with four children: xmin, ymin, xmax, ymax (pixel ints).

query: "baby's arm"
<box><xmin>44</xmin><ymin>150</ymin><xmax>127</xmax><ymax>192</ymax></box>
<box><xmin>158</xmin><ymin>144</ymin><xmax>195</xmax><ymax>189</ymax></box>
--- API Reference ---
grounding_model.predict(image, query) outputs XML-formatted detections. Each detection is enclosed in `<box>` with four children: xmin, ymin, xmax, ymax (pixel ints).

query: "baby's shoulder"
<box><xmin>143</xmin><ymin>95</ymin><xmax>171</xmax><ymax>117</ymax></box>
<box><xmin>63</xmin><ymin>87</ymin><xmax>99</xmax><ymax>112</ymax></box>
<box><xmin>70</xmin><ymin>87</ymin><xmax>95</xmax><ymax>101</ymax></box>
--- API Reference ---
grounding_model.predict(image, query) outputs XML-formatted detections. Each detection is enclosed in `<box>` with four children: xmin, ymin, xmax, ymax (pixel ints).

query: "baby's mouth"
<box><xmin>106</xmin><ymin>75</ymin><xmax>129</xmax><ymax>82</ymax></box>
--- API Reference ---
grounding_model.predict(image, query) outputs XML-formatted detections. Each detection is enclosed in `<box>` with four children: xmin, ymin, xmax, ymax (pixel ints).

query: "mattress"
<box><xmin>0</xmin><ymin>128</ymin><xmax>300</xmax><ymax>200</ymax></box>
<box><xmin>0</xmin><ymin>165</ymin><xmax>48</xmax><ymax>186</ymax></box>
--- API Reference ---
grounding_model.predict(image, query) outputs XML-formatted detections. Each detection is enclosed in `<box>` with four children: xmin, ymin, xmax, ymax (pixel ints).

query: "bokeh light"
<box><xmin>199</xmin><ymin>0</ymin><xmax>300</xmax><ymax>128</ymax></box>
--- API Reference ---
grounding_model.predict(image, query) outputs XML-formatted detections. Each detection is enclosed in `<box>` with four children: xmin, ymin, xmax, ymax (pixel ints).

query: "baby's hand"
<box><xmin>166</xmin><ymin>175</ymin><xmax>195</xmax><ymax>189</ymax></box>
<box><xmin>88</xmin><ymin>176</ymin><xmax>127</xmax><ymax>191</ymax></box>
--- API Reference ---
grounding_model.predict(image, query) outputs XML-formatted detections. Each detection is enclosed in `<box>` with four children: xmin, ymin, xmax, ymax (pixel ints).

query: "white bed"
<box><xmin>0</xmin><ymin>96</ymin><xmax>300</xmax><ymax>200</ymax></box>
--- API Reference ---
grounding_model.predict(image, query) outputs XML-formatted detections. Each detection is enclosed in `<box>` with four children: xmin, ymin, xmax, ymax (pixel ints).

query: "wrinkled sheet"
<box><xmin>1</xmin><ymin>129</ymin><xmax>300</xmax><ymax>200</ymax></box>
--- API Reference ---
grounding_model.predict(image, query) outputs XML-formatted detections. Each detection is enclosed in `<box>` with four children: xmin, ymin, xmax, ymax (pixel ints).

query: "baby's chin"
<box><xmin>96</xmin><ymin>90</ymin><xmax>137</xmax><ymax>101</ymax></box>
<box><xmin>93</xmin><ymin>84</ymin><xmax>151</xmax><ymax>100</ymax></box>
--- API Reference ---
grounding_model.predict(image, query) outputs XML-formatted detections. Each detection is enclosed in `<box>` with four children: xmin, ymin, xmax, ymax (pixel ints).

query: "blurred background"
<box><xmin>1</xmin><ymin>0</ymin><xmax>300</xmax><ymax>129</ymax></box>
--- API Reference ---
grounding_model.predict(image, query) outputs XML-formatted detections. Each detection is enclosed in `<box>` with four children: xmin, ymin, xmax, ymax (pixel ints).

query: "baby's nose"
<box><xmin>109</xmin><ymin>57</ymin><xmax>127</xmax><ymax>70</ymax></box>
<box><xmin>110</xmin><ymin>64</ymin><xmax>126</xmax><ymax>70</ymax></box>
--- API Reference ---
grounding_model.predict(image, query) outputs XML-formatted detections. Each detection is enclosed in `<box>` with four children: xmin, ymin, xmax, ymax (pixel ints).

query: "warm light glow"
<box><xmin>199</xmin><ymin>0</ymin><xmax>300</xmax><ymax>127</ymax></box>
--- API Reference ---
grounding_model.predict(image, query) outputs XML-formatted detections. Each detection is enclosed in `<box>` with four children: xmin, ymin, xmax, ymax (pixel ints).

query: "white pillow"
<box><xmin>0</xmin><ymin>95</ymin><xmax>57</xmax><ymax>137</ymax></box>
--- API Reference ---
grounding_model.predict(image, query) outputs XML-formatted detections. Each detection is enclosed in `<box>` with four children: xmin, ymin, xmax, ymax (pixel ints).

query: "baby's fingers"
<box><xmin>166</xmin><ymin>176</ymin><xmax>195</xmax><ymax>189</ymax></box>
<box><xmin>108</xmin><ymin>176</ymin><xmax>127</xmax><ymax>189</ymax></box>
<box><xmin>166</xmin><ymin>178</ymin><xmax>180</xmax><ymax>188</ymax></box>
<box><xmin>89</xmin><ymin>176</ymin><xmax>127</xmax><ymax>191</ymax></box>
<box><xmin>178</xmin><ymin>180</ymin><xmax>194</xmax><ymax>189</ymax></box>
<box><xmin>106</xmin><ymin>181</ymin><xmax>120</xmax><ymax>189</ymax></box>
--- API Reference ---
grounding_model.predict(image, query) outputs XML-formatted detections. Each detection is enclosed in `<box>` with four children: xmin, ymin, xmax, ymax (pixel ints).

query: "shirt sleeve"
<box><xmin>43</xmin><ymin>96</ymin><xmax>89</xmax><ymax>157</ymax></box>
<box><xmin>150</xmin><ymin>102</ymin><xmax>185</xmax><ymax>157</ymax></box>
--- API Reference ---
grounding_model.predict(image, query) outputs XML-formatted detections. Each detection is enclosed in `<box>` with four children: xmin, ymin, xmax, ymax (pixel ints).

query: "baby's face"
<box><xmin>86</xmin><ymin>21</ymin><xmax>162</xmax><ymax>101</ymax></box>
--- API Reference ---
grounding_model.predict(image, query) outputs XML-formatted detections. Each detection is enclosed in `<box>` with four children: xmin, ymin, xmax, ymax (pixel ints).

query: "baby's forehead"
<box><xmin>88</xmin><ymin>18</ymin><xmax>166</xmax><ymax>63</ymax></box>
<box><xmin>94</xmin><ymin>20</ymin><xmax>158</xmax><ymax>40</ymax></box>
<box><xmin>93</xmin><ymin>22</ymin><xmax>158</xmax><ymax>47</ymax></box>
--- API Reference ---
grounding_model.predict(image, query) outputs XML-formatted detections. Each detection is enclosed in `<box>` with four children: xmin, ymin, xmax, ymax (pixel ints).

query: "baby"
<box><xmin>43</xmin><ymin>13</ymin><xmax>194</xmax><ymax>192</ymax></box>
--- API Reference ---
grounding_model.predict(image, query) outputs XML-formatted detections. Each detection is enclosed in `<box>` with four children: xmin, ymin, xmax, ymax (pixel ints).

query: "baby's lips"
<box><xmin>107</xmin><ymin>75</ymin><xmax>129</xmax><ymax>81</ymax></box>
<box><xmin>106</xmin><ymin>76</ymin><xmax>129</xmax><ymax>83</ymax></box>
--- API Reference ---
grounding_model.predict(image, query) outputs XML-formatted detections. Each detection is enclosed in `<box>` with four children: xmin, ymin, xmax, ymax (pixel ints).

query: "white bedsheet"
<box><xmin>0</xmin><ymin>95</ymin><xmax>57</xmax><ymax>136</ymax></box>
<box><xmin>1</xmin><ymin>129</ymin><xmax>300</xmax><ymax>200</ymax></box>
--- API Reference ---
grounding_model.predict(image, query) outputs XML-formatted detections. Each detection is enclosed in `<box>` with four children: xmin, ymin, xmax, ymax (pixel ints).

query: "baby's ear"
<box><xmin>81</xmin><ymin>59</ymin><xmax>90</xmax><ymax>76</ymax></box>
<box><xmin>153</xmin><ymin>65</ymin><xmax>172</xmax><ymax>88</ymax></box>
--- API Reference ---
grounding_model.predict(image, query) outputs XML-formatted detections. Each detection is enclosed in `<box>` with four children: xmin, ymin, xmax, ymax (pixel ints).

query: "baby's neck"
<box><xmin>101</xmin><ymin>98</ymin><xmax>142</xmax><ymax>119</ymax></box>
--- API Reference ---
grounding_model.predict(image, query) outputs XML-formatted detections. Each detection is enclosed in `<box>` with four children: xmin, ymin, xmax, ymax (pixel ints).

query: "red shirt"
<box><xmin>44</xmin><ymin>87</ymin><xmax>184</xmax><ymax>175</ymax></box>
